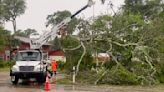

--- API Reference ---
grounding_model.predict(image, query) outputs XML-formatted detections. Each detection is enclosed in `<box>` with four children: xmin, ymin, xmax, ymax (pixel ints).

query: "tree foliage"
<box><xmin>0</xmin><ymin>27</ymin><xmax>11</xmax><ymax>51</ymax></box>
<box><xmin>59</xmin><ymin>0</ymin><xmax>164</xmax><ymax>85</ymax></box>
<box><xmin>1</xmin><ymin>0</ymin><xmax>26</xmax><ymax>33</ymax></box>
<box><xmin>46</xmin><ymin>10</ymin><xmax>80</xmax><ymax>34</ymax></box>
<box><xmin>14</xmin><ymin>28</ymin><xmax>38</xmax><ymax>37</ymax></box>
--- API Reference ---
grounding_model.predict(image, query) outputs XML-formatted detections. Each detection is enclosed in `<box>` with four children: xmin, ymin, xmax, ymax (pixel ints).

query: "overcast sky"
<box><xmin>4</xmin><ymin>0</ymin><xmax>124</xmax><ymax>34</ymax></box>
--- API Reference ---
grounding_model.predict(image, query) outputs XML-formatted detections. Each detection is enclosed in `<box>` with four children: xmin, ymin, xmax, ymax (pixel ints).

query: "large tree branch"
<box><xmin>75</xmin><ymin>41</ymin><xmax>86</xmax><ymax>76</ymax></box>
<box><xmin>144</xmin><ymin>52</ymin><xmax>157</xmax><ymax>77</ymax></box>
<box><xmin>112</xmin><ymin>41</ymin><xmax>139</xmax><ymax>47</ymax></box>
<box><xmin>94</xmin><ymin>68</ymin><xmax>109</xmax><ymax>85</ymax></box>
<box><xmin>94</xmin><ymin>49</ymin><xmax>121</xmax><ymax>85</ymax></box>
<box><xmin>63</xmin><ymin>44</ymin><xmax>81</xmax><ymax>51</ymax></box>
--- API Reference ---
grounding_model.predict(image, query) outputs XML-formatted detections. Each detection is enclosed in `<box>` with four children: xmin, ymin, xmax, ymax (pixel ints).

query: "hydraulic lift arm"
<box><xmin>30</xmin><ymin>0</ymin><xmax>94</xmax><ymax>49</ymax></box>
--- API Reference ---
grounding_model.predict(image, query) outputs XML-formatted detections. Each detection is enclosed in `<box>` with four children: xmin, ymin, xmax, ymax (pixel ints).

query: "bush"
<box><xmin>0</xmin><ymin>61</ymin><xmax>5</xmax><ymax>68</ymax></box>
<box><xmin>0</xmin><ymin>61</ymin><xmax>14</xmax><ymax>68</ymax></box>
<box><xmin>130</xmin><ymin>62</ymin><xmax>159</xmax><ymax>85</ymax></box>
<box><xmin>57</xmin><ymin>60</ymin><xmax>65</xmax><ymax>70</ymax></box>
<box><xmin>99</xmin><ymin>66</ymin><xmax>138</xmax><ymax>85</ymax></box>
<box><xmin>156</xmin><ymin>63</ymin><xmax>164</xmax><ymax>83</ymax></box>
<box><xmin>75</xmin><ymin>66</ymin><xmax>139</xmax><ymax>85</ymax></box>
<box><xmin>76</xmin><ymin>70</ymin><xmax>98</xmax><ymax>84</ymax></box>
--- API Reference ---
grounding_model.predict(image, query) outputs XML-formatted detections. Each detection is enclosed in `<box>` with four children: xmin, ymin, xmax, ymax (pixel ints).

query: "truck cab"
<box><xmin>10</xmin><ymin>50</ymin><xmax>47</xmax><ymax>84</ymax></box>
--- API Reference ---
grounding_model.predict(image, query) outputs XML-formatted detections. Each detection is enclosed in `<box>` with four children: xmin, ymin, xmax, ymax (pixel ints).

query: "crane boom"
<box><xmin>30</xmin><ymin>0</ymin><xmax>94</xmax><ymax>49</ymax></box>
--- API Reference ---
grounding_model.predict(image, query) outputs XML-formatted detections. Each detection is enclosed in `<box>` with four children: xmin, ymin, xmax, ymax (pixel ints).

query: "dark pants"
<box><xmin>47</xmin><ymin>70</ymin><xmax>56</xmax><ymax>79</ymax></box>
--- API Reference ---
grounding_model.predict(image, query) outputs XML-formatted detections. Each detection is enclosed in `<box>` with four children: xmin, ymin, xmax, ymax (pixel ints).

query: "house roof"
<box><xmin>14</xmin><ymin>36</ymin><xmax>51</xmax><ymax>45</ymax></box>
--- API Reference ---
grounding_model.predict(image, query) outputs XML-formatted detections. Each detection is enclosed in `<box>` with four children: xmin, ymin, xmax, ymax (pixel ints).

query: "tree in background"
<box><xmin>0</xmin><ymin>0</ymin><xmax>6</xmax><ymax>25</ymax></box>
<box><xmin>1</xmin><ymin>0</ymin><xmax>26</xmax><ymax>33</ymax></box>
<box><xmin>14</xmin><ymin>28</ymin><xmax>38</xmax><ymax>37</ymax></box>
<box><xmin>124</xmin><ymin>0</ymin><xmax>162</xmax><ymax>17</ymax></box>
<box><xmin>0</xmin><ymin>27</ymin><xmax>11</xmax><ymax>51</ymax></box>
<box><xmin>24</xmin><ymin>28</ymin><xmax>38</xmax><ymax>37</ymax></box>
<box><xmin>46</xmin><ymin>10</ymin><xmax>80</xmax><ymax>35</ymax></box>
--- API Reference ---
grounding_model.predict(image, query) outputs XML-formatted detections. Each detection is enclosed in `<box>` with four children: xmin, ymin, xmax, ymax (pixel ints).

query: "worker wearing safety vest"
<box><xmin>51</xmin><ymin>60</ymin><xmax>57</xmax><ymax>74</ymax></box>
<box><xmin>47</xmin><ymin>59</ymin><xmax>57</xmax><ymax>78</ymax></box>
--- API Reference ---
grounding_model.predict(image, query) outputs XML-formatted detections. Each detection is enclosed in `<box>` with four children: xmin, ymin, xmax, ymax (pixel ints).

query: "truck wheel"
<box><xmin>37</xmin><ymin>75</ymin><xmax>46</xmax><ymax>84</ymax></box>
<box><xmin>11</xmin><ymin>76</ymin><xmax>19</xmax><ymax>85</ymax></box>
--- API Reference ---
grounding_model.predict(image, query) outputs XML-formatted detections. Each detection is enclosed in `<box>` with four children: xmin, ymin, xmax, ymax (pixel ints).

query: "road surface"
<box><xmin>0</xmin><ymin>72</ymin><xmax>163</xmax><ymax>92</ymax></box>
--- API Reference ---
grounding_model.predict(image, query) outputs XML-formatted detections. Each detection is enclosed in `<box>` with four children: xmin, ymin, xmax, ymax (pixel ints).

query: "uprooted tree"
<box><xmin>48</xmin><ymin>0</ymin><xmax>164</xmax><ymax>85</ymax></box>
<box><xmin>70</xmin><ymin>12</ymin><xmax>163</xmax><ymax>85</ymax></box>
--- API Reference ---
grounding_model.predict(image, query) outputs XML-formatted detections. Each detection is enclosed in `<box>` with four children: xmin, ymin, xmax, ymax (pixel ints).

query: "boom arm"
<box><xmin>30</xmin><ymin>0</ymin><xmax>94</xmax><ymax>49</ymax></box>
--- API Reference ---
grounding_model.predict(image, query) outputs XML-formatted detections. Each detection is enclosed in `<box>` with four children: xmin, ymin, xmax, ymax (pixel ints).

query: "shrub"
<box><xmin>156</xmin><ymin>63</ymin><xmax>164</xmax><ymax>83</ymax></box>
<box><xmin>0</xmin><ymin>61</ymin><xmax>14</xmax><ymax>68</ymax></box>
<box><xmin>99</xmin><ymin>66</ymin><xmax>138</xmax><ymax>85</ymax></box>
<box><xmin>0</xmin><ymin>61</ymin><xmax>5</xmax><ymax>68</ymax></box>
<box><xmin>76</xmin><ymin>70</ymin><xmax>98</xmax><ymax>84</ymax></box>
<box><xmin>57</xmin><ymin>60</ymin><xmax>65</xmax><ymax>70</ymax></box>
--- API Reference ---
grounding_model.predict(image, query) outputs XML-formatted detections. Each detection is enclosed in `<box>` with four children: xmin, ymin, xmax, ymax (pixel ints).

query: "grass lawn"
<box><xmin>0</xmin><ymin>67</ymin><xmax>10</xmax><ymax>72</ymax></box>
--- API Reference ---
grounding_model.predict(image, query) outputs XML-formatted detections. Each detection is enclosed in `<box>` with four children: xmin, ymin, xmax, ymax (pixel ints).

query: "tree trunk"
<box><xmin>75</xmin><ymin>41</ymin><xmax>86</xmax><ymax>76</ymax></box>
<box><xmin>12</xmin><ymin>19</ymin><xmax>17</xmax><ymax>33</ymax></box>
<box><xmin>95</xmin><ymin>49</ymin><xmax>99</xmax><ymax>73</ymax></box>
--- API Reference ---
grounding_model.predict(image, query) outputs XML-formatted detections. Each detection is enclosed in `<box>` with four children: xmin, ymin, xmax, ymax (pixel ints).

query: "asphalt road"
<box><xmin>0</xmin><ymin>72</ymin><xmax>94</xmax><ymax>92</ymax></box>
<box><xmin>0</xmin><ymin>72</ymin><xmax>164</xmax><ymax>92</ymax></box>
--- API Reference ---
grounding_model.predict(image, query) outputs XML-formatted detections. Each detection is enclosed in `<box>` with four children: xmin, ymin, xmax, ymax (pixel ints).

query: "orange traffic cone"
<box><xmin>44</xmin><ymin>76</ymin><xmax>50</xmax><ymax>91</ymax></box>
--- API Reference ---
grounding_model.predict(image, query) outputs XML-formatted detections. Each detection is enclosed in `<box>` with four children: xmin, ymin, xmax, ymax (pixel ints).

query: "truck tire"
<box><xmin>11</xmin><ymin>76</ymin><xmax>19</xmax><ymax>85</ymax></box>
<box><xmin>36</xmin><ymin>74</ymin><xmax>46</xmax><ymax>84</ymax></box>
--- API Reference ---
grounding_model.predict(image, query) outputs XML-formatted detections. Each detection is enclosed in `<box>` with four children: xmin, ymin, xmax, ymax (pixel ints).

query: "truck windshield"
<box><xmin>16</xmin><ymin>52</ymin><xmax>41</xmax><ymax>61</ymax></box>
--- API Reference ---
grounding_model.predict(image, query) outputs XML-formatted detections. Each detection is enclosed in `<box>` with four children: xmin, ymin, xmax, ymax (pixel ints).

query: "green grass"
<box><xmin>0</xmin><ymin>61</ymin><xmax>13</xmax><ymax>72</ymax></box>
<box><xmin>0</xmin><ymin>67</ymin><xmax>10</xmax><ymax>72</ymax></box>
<box><xmin>55</xmin><ymin>77</ymin><xmax>73</xmax><ymax>84</ymax></box>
